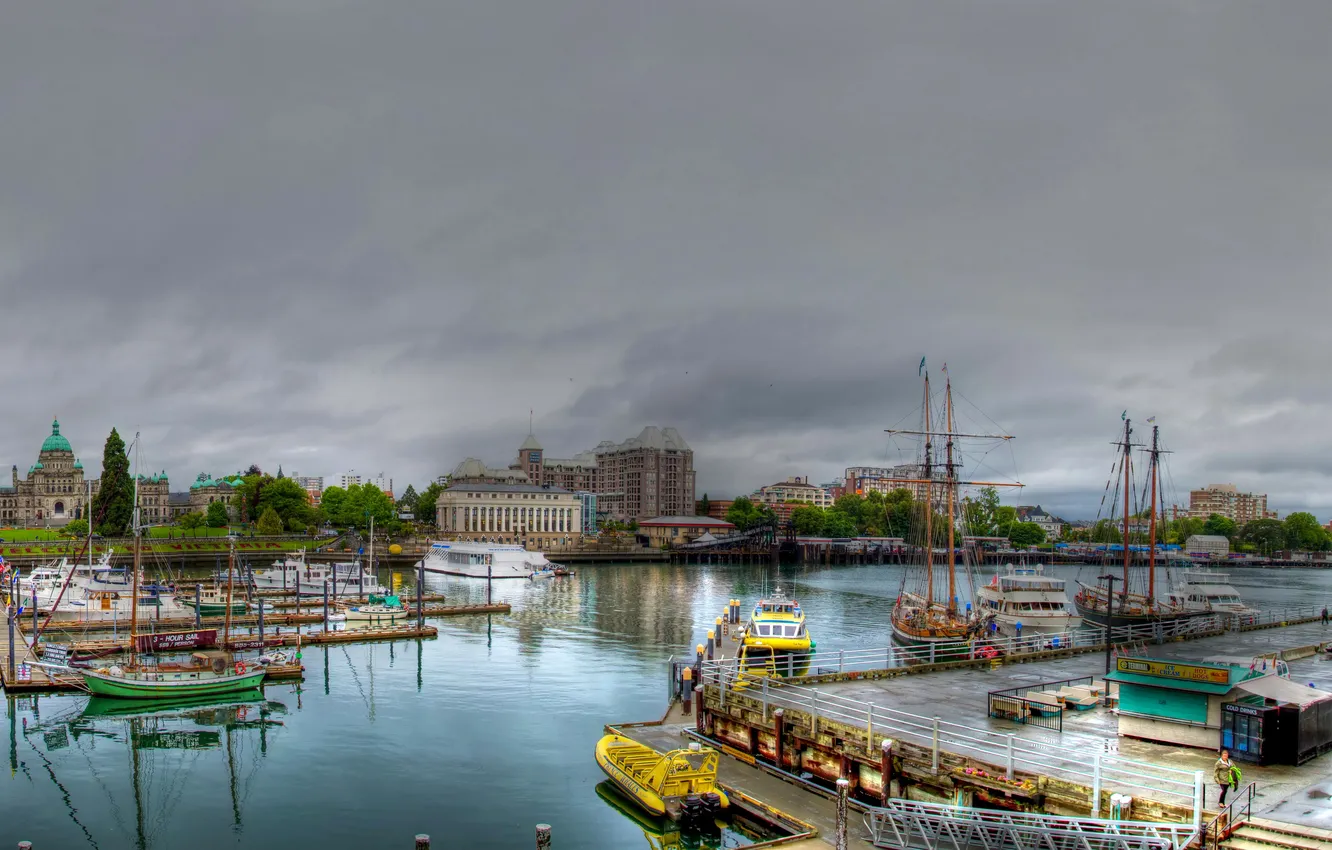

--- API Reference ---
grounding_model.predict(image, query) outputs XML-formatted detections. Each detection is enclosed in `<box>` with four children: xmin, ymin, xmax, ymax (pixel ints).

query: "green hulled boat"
<box><xmin>81</xmin><ymin>652</ymin><xmax>266</xmax><ymax>699</ymax></box>
<box><xmin>178</xmin><ymin>589</ymin><xmax>249</xmax><ymax>617</ymax></box>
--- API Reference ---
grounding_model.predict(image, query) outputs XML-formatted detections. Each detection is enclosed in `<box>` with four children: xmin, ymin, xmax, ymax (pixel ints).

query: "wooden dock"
<box><xmin>256</xmin><ymin>592</ymin><xmax>449</xmax><ymax>608</ymax></box>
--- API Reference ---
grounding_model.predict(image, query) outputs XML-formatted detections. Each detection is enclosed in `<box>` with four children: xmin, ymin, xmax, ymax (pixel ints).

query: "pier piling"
<box><xmin>414</xmin><ymin>834</ymin><xmax>430</xmax><ymax>849</ymax></box>
<box><xmin>536</xmin><ymin>823</ymin><xmax>552</xmax><ymax>849</ymax></box>
<box><xmin>682</xmin><ymin>667</ymin><xmax>693</xmax><ymax>712</ymax></box>
<box><xmin>835</xmin><ymin>778</ymin><xmax>849</xmax><ymax>850</ymax></box>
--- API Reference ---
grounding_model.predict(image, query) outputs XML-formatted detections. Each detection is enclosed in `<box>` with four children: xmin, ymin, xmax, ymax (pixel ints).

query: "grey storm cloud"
<box><xmin>2</xmin><ymin>1</ymin><xmax>1332</xmax><ymax>520</ymax></box>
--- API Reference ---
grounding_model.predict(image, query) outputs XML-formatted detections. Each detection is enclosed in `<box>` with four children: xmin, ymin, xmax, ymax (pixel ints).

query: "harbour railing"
<box><xmin>865</xmin><ymin>799</ymin><xmax>1199</xmax><ymax>850</ymax></box>
<box><xmin>987</xmin><ymin>675</ymin><xmax>1097</xmax><ymax>733</ymax></box>
<box><xmin>702</xmin><ymin>665</ymin><xmax>1204</xmax><ymax>815</ymax></box>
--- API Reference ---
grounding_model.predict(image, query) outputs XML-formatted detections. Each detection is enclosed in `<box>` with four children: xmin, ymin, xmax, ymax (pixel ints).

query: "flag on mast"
<box><xmin>1146</xmin><ymin>416</ymin><xmax>1156</xmax><ymax>424</ymax></box>
<box><xmin>1121</xmin><ymin>410</ymin><xmax>1127</xmax><ymax>421</ymax></box>
<box><xmin>918</xmin><ymin>356</ymin><xmax>926</xmax><ymax>376</ymax></box>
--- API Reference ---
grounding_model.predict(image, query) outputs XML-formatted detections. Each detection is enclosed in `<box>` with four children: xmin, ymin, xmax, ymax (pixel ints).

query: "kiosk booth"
<box><xmin>1221</xmin><ymin>675</ymin><xmax>1332</xmax><ymax>765</ymax></box>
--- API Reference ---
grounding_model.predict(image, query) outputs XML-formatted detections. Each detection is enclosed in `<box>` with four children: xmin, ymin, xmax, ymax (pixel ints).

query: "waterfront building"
<box><xmin>1188</xmin><ymin>484</ymin><xmax>1275</xmax><ymax>524</ymax></box>
<box><xmin>0</xmin><ymin>419</ymin><xmax>100</xmax><ymax>526</ymax></box>
<box><xmin>1185</xmin><ymin>534</ymin><xmax>1230</xmax><ymax>558</ymax></box>
<box><xmin>436</xmin><ymin>483</ymin><xmax>582</xmax><ymax>549</ymax></box>
<box><xmin>844</xmin><ymin>464</ymin><xmax>947</xmax><ymax>510</ymax></box>
<box><xmin>188</xmin><ymin>473</ymin><xmax>245</xmax><ymax>519</ymax></box>
<box><xmin>450</xmin><ymin>458</ymin><xmax>530</xmax><ymax>486</ymax></box>
<box><xmin>575</xmin><ymin>491</ymin><xmax>598</xmax><ymax>536</ymax></box>
<box><xmin>754</xmin><ymin>477</ymin><xmax>833</xmax><ymax>509</ymax></box>
<box><xmin>593</xmin><ymin>427</ymin><xmax>695</xmax><ymax>521</ymax></box>
<box><xmin>1015</xmin><ymin>505</ymin><xmax>1063</xmax><ymax>540</ymax></box>
<box><xmin>638</xmin><ymin>516</ymin><xmax>735</xmax><ymax>547</ymax></box>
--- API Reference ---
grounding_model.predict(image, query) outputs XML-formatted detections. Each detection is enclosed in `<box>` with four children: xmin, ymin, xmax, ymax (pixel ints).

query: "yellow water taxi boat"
<box><xmin>741</xmin><ymin>588</ymin><xmax>814</xmax><ymax>653</ymax></box>
<box><xmin>595</xmin><ymin>734</ymin><xmax>729</xmax><ymax>821</ymax></box>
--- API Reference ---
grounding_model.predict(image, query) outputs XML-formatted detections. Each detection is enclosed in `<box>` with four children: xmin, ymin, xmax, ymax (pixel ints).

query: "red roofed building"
<box><xmin>638</xmin><ymin>516</ymin><xmax>735</xmax><ymax>547</ymax></box>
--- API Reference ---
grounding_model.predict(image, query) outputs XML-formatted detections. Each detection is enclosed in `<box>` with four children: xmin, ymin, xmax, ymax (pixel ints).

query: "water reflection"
<box><xmin>14</xmin><ymin>693</ymin><xmax>287</xmax><ymax>849</ymax></box>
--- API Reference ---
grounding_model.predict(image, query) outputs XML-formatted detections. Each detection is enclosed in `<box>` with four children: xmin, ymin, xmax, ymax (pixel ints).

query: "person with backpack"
<box><xmin>1215</xmin><ymin>749</ymin><xmax>1242</xmax><ymax>804</ymax></box>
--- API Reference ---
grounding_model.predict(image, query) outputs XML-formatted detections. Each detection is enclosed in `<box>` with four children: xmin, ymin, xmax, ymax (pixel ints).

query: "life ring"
<box><xmin>234</xmin><ymin>661</ymin><xmax>247</xmax><ymax>675</ymax></box>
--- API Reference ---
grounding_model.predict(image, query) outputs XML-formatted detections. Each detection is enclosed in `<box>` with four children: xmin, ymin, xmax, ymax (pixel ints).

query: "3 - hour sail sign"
<box><xmin>134</xmin><ymin>629</ymin><xmax>218</xmax><ymax>652</ymax></box>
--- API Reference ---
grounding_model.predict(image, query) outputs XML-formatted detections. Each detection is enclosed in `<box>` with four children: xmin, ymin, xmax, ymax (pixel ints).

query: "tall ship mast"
<box><xmin>888</xmin><ymin>364</ymin><xmax>1020</xmax><ymax>649</ymax></box>
<box><xmin>1073</xmin><ymin>419</ymin><xmax>1192</xmax><ymax>626</ymax></box>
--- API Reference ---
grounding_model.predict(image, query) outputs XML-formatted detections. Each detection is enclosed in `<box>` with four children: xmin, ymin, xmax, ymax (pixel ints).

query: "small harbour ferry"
<box><xmin>417</xmin><ymin>541</ymin><xmax>559</xmax><ymax>579</ymax></box>
<box><xmin>975</xmin><ymin>563</ymin><xmax>1080</xmax><ymax>636</ymax></box>
<box><xmin>741</xmin><ymin>589</ymin><xmax>813</xmax><ymax>654</ymax></box>
<box><xmin>1166</xmin><ymin>568</ymin><xmax>1258</xmax><ymax>620</ymax></box>
<box><xmin>595</xmin><ymin>734</ymin><xmax>728</xmax><ymax>823</ymax></box>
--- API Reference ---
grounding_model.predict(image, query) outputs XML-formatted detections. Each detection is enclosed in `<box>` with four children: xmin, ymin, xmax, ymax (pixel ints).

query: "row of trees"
<box><xmin>716</xmin><ymin>489</ymin><xmax>1048</xmax><ymax>546</ymax></box>
<box><xmin>1063</xmin><ymin>510</ymin><xmax>1330</xmax><ymax>553</ymax></box>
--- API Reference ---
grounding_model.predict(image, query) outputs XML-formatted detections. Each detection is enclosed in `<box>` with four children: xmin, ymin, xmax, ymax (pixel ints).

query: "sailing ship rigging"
<box><xmin>887</xmin><ymin>365</ymin><xmax>1022</xmax><ymax>648</ymax></box>
<box><xmin>1073</xmin><ymin>419</ymin><xmax>1193</xmax><ymax>625</ymax></box>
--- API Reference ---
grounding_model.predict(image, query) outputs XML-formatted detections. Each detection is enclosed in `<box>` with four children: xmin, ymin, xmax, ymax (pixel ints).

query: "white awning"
<box><xmin>1235</xmin><ymin>675</ymin><xmax>1332</xmax><ymax>708</ymax></box>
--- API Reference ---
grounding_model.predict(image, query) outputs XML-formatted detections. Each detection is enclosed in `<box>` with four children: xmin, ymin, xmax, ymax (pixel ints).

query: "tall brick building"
<box><xmin>592</xmin><ymin>427</ymin><xmax>695</xmax><ymax>521</ymax></box>
<box><xmin>1188</xmin><ymin>484</ymin><xmax>1275</xmax><ymax>524</ymax></box>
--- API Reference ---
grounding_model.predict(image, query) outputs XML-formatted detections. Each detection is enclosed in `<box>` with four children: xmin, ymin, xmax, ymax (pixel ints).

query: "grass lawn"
<box><xmin>0</xmin><ymin>528</ymin><xmax>72</xmax><ymax>542</ymax></box>
<box><xmin>146</xmin><ymin>526</ymin><xmax>233</xmax><ymax>538</ymax></box>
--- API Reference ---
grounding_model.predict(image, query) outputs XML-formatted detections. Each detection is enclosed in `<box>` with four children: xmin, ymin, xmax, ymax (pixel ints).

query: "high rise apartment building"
<box><xmin>592</xmin><ymin>427</ymin><xmax>695</xmax><ymax>521</ymax></box>
<box><xmin>1188</xmin><ymin>484</ymin><xmax>1275</xmax><ymax>524</ymax></box>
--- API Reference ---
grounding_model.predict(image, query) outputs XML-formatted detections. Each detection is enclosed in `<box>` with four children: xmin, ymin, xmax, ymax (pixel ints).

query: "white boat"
<box><xmin>1165</xmin><ymin>568</ymin><xmax>1258</xmax><ymax>620</ymax></box>
<box><xmin>417</xmin><ymin>541</ymin><xmax>558</xmax><ymax>579</ymax></box>
<box><xmin>28</xmin><ymin>555</ymin><xmax>191</xmax><ymax>624</ymax></box>
<box><xmin>975</xmin><ymin>563</ymin><xmax>1081</xmax><ymax>637</ymax></box>
<box><xmin>345</xmin><ymin>594</ymin><xmax>408</xmax><ymax>624</ymax></box>
<box><xmin>230</xmin><ymin>550</ymin><xmax>387</xmax><ymax>597</ymax></box>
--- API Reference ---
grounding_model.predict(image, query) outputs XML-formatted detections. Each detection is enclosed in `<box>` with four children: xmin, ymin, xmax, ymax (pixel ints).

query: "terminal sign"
<box><xmin>1116</xmin><ymin>657</ymin><xmax>1230</xmax><ymax>685</ymax></box>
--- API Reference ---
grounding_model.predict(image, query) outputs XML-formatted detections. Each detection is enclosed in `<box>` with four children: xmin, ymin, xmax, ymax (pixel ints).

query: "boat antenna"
<box><xmin>130</xmin><ymin>432</ymin><xmax>141</xmax><ymax>666</ymax></box>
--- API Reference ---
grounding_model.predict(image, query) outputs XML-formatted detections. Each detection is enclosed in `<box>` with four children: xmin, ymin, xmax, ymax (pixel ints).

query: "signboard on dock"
<box><xmin>1116</xmin><ymin>657</ymin><xmax>1230</xmax><ymax>685</ymax></box>
<box><xmin>225</xmin><ymin>637</ymin><xmax>282</xmax><ymax>651</ymax></box>
<box><xmin>134</xmin><ymin>629</ymin><xmax>218</xmax><ymax>653</ymax></box>
<box><xmin>41</xmin><ymin>644</ymin><xmax>71</xmax><ymax>666</ymax></box>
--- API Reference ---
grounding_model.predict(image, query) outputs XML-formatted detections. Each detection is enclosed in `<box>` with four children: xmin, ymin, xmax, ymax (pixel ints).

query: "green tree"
<box><xmin>883</xmin><ymin>488</ymin><xmax>914</xmax><ymax>537</ymax></box>
<box><xmin>726</xmin><ymin>496</ymin><xmax>760</xmax><ymax>531</ymax></box>
<box><xmin>1284</xmin><ymin>512</ymin><xmax>1329</xmax><ymax>551</ymax></box>
<box><xmin>1008</xmin><ymin>521</ymin><xmax>1046</xmax><ymax>547</ymax></box>
<box><xmin>257</xmin><ymin>476</ymin><xmax>312</xmax><ymax>529</ymax></box>
<box><xmin>320</xmin><ymin>486</ymin><xmax>348</xmax><ymax>526</ymax></box>
<box><xmin>63</xmin><ymin>519</ymin><xmax>89</xmax><ymax>539</ymax></box>
<box><xmin>961</xmin><ymin>487</ymin><xmax>1001</xmax><ymax>537</ymax></box>
<box><xmin>1202</xmin><ymin>513</ymin><xmax>1238</xmax><ymax>540</ymax></box>
<box><xmin>789</xmin><ymin>505</ymin><xmax>826</xmax><ymax>535</ymax></box>
<box><xmin>91</xmin><ymin>428</ymin><xmax>134</xmax><ymax>537</ymax></box>
<box><xmin>823</xmin><ymin>509</ymin><xmax>858</xmax><ymax>538</ymax></box>
<box><xmin>994</xmin><ymin>505</ymin><xmax>1018</xmax><ymax>539</ymax></box>
<box><xmin>358</xmin><ymin>483</ymin><xmax>395</xmax><ymax>529</ymax></box>
<box><xmin>206</xmin><ymin>500</ymin><xmax>230</xmax><ymax>528</ymax></box>
<box><xmin>396</xmin><ymin>484</ymin><xmax>420</xmax><ymax>514</ymax></box>
<box><xmin>257</xmin><ymin>506</ymin><xmax>283</xmax><ymax>535</ymax></box>
<box><xmin>178</xmin><ymin>512</ymin><xmax>205</xmax><ymax>534</ymax></box>
<box><xmin>1239</xmin><ymin>518</ymin><xmax>1285</xmax><ymax>554</ymax></box>
<box><xmin>414</xmin><ymin>482</ymin><xmax>444</xmax><ymax>525</ymax></box>
<box><xmin>698</xmin><ymin>493</ymin><xmax>711</xmax><ymax>517</ymax></box>
<box><xmin>1167</xmin><ymin>516</ymin><xmax>1202</xmax><ymax>545</ymax></box>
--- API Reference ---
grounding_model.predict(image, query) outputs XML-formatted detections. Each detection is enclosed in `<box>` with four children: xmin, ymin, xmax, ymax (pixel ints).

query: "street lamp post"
<box><xmin>1100</xmin><ymin>573</ymin><xmax>1119</xmax><ymax>674</ymax></box>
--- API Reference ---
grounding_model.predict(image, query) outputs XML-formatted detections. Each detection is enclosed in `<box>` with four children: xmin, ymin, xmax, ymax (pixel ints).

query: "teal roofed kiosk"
<box><xmin>1106</xmin><ymin>656</ymin><xmax>1278</xmax><ymax>749</ymax></box>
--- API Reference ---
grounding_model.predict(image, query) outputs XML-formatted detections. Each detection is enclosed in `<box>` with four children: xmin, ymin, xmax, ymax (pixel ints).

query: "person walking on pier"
<box><xmin>1215</xmin><ymin>750</ymin><xmax>1240</xmax><ymax>805</ymax></box>
<box><xmin>1322</xmin><ymin>607</ymin><xmax>1328</xmax><ymax>625</ymax></box>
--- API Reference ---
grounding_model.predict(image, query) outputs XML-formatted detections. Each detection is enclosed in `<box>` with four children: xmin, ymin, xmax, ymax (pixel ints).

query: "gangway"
<box><xmin>865</xmin><ymin>799</ymin><xmax>1197</xmax><ymax>850</ymax></box>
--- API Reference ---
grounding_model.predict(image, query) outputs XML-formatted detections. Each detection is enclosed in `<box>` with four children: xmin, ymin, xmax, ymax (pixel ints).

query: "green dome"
<box><xmin>40</xmin><ymin>418</ymin><xmax>72</xmax><ymax>454</ymax></box>
<box><xmin>32</xmin><ymin>462</ymin><xmax>43</xmax><ymax>470</ymax></box>
<box><xmin>73</xmin><ymin>458</ymin><xmax>83</xmax><ymax>469</ymax></box>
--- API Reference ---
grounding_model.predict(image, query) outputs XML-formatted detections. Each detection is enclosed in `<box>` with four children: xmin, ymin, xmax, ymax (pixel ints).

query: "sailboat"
<box><xmin>888</xmin><ymin>366</ymin><xmax>1018</xmax><ymax>649</ymax></box>
<box><xmin>1072</xmin><ymin>420</ymin><xmax>1193</xmax><ymax>627</ymax></box>
<box><xmin>75</xmin><ymin>433</ymin><xmax>267</xmax><ymax>698</ymax></box>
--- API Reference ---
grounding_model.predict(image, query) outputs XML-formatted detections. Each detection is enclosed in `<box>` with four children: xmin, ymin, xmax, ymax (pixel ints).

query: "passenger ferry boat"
<box><xmin>740</xmin><ymin>589</ymin><xmax>813</xmax><ymax>653</ymax></box>
<box><xmin>975</xmin><ymin>563</ymin><xmax>1080</xmax><ymax>636</ymax></box>
<box><xmin>417</xmin><ymin>541</ymin><xmax>558</xmax><ymax>579</ymax></box>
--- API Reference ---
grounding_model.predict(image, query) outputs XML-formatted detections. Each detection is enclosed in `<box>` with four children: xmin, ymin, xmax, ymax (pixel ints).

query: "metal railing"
<box><xmin>702</xmin><ymin>664</ymin><xmax>1204</xmax><ymax>813</ymax></box>
<box><xmin>988</xmin><ymin>676</ymin><xmax>1097</xmax><ymax>733</ymax></box>
<box><xmin>866</xmin><ymin>799</ymin><xmax>1198</xmax><ymax>850</ymax></box>
<box><xmin>1200</xmin><ymin>782</ymin><xmax>1254</xmax><ymax>849</ymax></box>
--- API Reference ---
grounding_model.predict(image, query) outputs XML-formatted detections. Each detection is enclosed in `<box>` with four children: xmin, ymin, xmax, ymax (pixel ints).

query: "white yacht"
<box><xmin>1165</xmin><ymin>568</ymin><xmax>1258</xmax><ymax>620</ymax></box>
<box><xmin>224</xmin><ymin>551</ymin><xmax>387</xmax><ymax>597</ymax></box>
<box><xmin>975</xmin><ymin>563</ymin><xmax>1080</xmax><ymax>637</ymax></box>
<box><xmin>417</xmin><ymin>541</ymin><xmax>557</xmax><ymax>579</ymax></box>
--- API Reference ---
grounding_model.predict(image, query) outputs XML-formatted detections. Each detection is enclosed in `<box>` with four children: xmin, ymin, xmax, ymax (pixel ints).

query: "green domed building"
<box><xmin>0</xmin><ymin>419</ymin><xmax>171</xmax><ymax>527</ymax></box>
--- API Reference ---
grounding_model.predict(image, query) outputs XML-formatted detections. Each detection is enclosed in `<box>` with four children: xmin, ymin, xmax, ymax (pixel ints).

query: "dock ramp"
<box><xmin>866</xmin><ymin>800</ymin><xmax>1197</xmax><ymax>850</ymax></box>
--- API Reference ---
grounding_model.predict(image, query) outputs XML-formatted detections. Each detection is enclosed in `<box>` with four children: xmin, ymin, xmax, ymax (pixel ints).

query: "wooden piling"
<box><xmin>414</xmin><ymin>834</ymin><xmax>430</xmax><ymax>849</ymax></box>
<box><xmin>536</xmin><ymin>823</ymin><xmax>551</xmax><ymax>849</ymax></box>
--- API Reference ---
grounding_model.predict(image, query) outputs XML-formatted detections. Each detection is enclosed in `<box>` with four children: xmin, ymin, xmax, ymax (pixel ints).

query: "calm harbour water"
<box><xmin>5</xmin><ymin>560</ymin><xmax>1332</xmax><ymax>849</ymax></box>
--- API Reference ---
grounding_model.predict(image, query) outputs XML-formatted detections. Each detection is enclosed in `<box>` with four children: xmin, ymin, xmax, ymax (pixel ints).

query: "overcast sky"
<box><xmin>2</xmin><ymin>2</ymin><xmax>1329</xmax><ymax>521</ymax></box>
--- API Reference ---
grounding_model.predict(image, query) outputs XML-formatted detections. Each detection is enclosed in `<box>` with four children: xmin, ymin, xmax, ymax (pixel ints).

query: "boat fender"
<box><xmin>235</xmin><ymin>661</ymin><xmax>248</xmax><ymax>675</ymax></box>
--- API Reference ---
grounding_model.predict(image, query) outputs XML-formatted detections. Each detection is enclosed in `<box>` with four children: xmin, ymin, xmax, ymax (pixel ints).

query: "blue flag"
<box><xmin>919</xmin><ymin>356</ymin><xmax>926</xmax><ymax>376</ymax></box>
<box><xmin>1121</xmin><ymin>410</ymin><xmax>1127</xmax><ymax>421</ymax></box>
